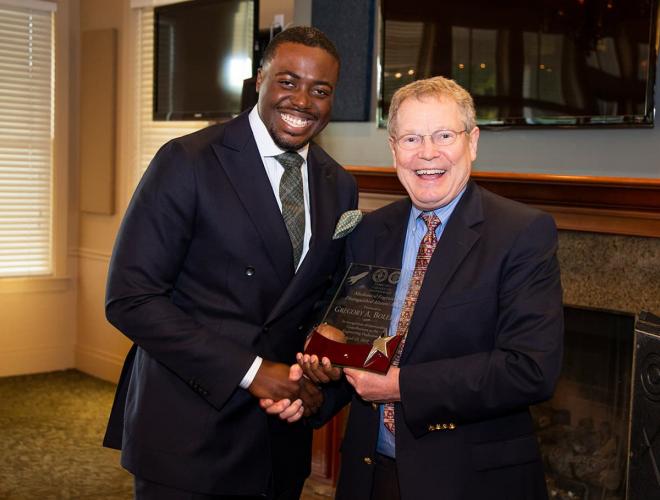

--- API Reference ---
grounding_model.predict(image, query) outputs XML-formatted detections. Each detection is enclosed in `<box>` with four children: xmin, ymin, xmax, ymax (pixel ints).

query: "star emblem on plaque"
<box><xmin>304</xmin><ymin>264</ymin><xmax>403</xmax><ymax>373</ymax></box>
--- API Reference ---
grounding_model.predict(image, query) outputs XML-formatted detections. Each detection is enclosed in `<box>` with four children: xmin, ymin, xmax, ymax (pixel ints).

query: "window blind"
<box><xmin>136</xmin><ymin>8</ymin><xmax>207</xmax><ymax>180</ymax></box>
<box><xmin>0</xmin><ymin>2</ymin><xmax>55</xmax><ymax>277</ymax></box>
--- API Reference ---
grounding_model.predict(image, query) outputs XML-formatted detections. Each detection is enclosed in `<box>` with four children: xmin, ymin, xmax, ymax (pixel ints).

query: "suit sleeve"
<box><xmin>399</xmin><ymin>212</ymin><xmax>564</xmax><ymax>437</ymax></box>
<box><xmin>105</xmin><ymin>140</ymin><xmax>255</xmax><ymax>411</ymax></box>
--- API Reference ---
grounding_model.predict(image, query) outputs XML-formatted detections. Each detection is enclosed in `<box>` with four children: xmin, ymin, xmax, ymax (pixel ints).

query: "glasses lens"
<box><xmin>431</xmin><ymin>130</ymin><xmax>457</xmax><ymax>146</ymax></box>
<box><xmin>398</xmin><ymin>135</ymin><xmax>422</xmax><ymax>150</ymax></box>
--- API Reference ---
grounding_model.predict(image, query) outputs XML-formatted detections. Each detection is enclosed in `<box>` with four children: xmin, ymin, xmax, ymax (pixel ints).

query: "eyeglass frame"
<box><xmin>391</xmin><ymin>128</ymin><xmax>471</xmax><ymax>150</ymax></box>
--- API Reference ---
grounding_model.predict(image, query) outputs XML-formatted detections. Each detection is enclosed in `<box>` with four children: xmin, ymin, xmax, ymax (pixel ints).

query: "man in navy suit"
<box><xmin>272</xmin><ymin>76</ymin><xmax>563</xmax><ymax>499</ymax></box>
<box><xmin>103</xmin><ymin>27</ymin><xmax>357</xmax><ymax>499</ymax></box>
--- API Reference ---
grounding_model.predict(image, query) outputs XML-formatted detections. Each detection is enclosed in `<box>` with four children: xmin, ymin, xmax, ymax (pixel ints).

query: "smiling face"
<box><xmin>390</xmin><ymin>96</ymin><xmax>479</xmax><ymax>211</ymax></box>
<box><xmin>256</xmin><ymin>42</ymin><xmax>339</xmax><ymax>151</ymax></box>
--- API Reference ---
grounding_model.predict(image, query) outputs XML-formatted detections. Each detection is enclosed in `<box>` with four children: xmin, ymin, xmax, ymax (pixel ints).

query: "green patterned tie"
<box><xmin>275</xmin><ymin>151</ymin><xmax>305</xmax><ymax>269</ymax></box>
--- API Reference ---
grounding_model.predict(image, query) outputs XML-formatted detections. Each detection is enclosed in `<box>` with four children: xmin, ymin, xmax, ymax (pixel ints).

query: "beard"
<box><xmin>267</xmin><ymin>125</ymin><xmax>312</xmax><ymax>152</ymax></box>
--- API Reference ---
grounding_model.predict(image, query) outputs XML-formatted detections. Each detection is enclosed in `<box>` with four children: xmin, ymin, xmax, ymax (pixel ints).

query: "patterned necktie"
<box><xmin>384</xmin><ymin>212</ymin><xmax>441</xmax><ymax>434</ymax></box>
<box><xmin>275</xmin><ymin>151</ymin><xmax>305</xmax><ymax>269</ymax></box>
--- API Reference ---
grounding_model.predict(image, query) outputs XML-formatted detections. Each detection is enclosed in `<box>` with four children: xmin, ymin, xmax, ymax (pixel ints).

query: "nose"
<box><xmin>290</xmin><ymin>87</ymin><xmax>311</xmax><ymax>109</ymax></box>
<box><xmin>418</xmin><ymin>135</ymin><xmax>440</xmax><ymax>160</ymax></box>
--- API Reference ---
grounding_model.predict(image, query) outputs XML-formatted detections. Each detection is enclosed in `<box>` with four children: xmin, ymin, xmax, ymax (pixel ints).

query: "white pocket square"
<box><xmin>332</xmin><ymin>210</ymin><xmax>363</xmax><ymax>240</ymax></box>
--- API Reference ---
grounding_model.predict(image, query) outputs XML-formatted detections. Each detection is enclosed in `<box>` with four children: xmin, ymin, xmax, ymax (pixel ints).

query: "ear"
<box><xmin>256</xmin><ymin>68</ymin><xmax>264</xmax><ymax>93</ymax></box>
<box><xmin>468</xmin><ymin>127</ymin><xmax>480</xmax><ymax>162</ymax></box>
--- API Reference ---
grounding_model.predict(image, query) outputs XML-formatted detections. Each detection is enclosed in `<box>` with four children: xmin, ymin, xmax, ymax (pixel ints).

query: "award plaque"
<box><xmin>304</xmin><ymin>263</ymin><xmax>402</xmax><ymax>373</ymax></box>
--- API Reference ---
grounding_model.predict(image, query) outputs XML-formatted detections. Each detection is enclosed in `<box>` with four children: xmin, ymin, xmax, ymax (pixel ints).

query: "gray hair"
<box><xmin>387</xmin><ymin>76</ymin><xmax>476</xmax><ymax>136</ymax></box>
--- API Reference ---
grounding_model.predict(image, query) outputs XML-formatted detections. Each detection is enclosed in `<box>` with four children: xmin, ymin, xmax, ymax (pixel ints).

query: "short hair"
<box><xmin>261</xmin><ymin>26</ymin><xmax>340</xmax><ymax>69</ymax></box>
<box><xmin>387</xmin><ymin>76</ymin><xmax>477</xmax><ymax>136</ymax></box>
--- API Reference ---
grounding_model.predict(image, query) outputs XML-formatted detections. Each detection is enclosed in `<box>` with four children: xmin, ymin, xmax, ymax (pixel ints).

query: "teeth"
<box><xmin>281</xmin><ymin>113</ymin><xmax>310</xmax><ymax>128</ymax></box>
<box><xmin>416</xmin><ymin>169</ymin><xmax>446</xmax><ymax>175</ymax></box>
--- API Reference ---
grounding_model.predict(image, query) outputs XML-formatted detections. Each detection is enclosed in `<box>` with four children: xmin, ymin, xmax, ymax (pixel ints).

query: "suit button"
<box><xmin>363</xmin><ymin>457</ymin><xmax>373</xmax><ymax>465</ymax></box>
<box><xmin>263</xmin><ymin>326</ymin><xmax>269</xmax><ymax>333</ymax></box>
<box><xmin>245</xmin><ymin>267</ymin><xmax>255</xmax><ymax>276</ymax></box>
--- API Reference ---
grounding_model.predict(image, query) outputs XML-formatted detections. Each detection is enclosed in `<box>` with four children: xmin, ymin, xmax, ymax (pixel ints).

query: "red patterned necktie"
<box><xmin>383</xmin><ymin>212</ymin><xmax>441</xmax><ymax>434</ymax></box>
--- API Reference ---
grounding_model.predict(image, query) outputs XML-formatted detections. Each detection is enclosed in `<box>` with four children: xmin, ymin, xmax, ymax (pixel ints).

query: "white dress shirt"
<box><xmin>240</xmin><ymin>107</ymin><xmax>314</xmax><ymax>389</ymax></box>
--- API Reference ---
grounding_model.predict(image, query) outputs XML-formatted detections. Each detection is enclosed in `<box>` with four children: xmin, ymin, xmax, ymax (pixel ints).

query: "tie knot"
<box><xmin>275</xmin><ymin>151</ymin><xmax>304</xmax><ymax>171</ymax></box>
<box><xmin>420</xmin><ymin>212</ymin><xmax>441</xmax><ymax>232</ymax></box>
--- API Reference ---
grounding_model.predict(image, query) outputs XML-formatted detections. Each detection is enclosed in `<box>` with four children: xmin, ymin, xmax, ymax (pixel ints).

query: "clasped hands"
<box><xmin>257</xmin><ymin>324</ymin><xmax>401</xmax><ymax>423</ymax></box>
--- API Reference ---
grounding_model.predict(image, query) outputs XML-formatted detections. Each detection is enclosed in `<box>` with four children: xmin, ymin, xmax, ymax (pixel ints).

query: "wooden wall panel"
<box><xmin>347</xmin><ymin>167</ymin><xmax>660</xmax><ymax>237</ymax></box>
<box><xmin>80</xmin><ymin>29</ymin><xmax>117</xmax><ymax>215</ymax></box>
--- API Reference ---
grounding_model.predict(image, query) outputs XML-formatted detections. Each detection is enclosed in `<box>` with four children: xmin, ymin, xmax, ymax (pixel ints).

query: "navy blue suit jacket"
<box><xmin>319</xmin><ymin>182</ymin><xmax>563</xmax><ymax>500</ymax></box>
<box><xmin>103</xmin><ymin>111</ymin><xmax>357</xmax><ymax>495</ymax></box>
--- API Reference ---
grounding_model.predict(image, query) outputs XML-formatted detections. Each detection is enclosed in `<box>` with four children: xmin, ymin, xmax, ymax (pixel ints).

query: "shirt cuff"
<box><xmin>239</xmin><ymin>356</ymin><xmax>263</xmax><ymax>389</ymax></box>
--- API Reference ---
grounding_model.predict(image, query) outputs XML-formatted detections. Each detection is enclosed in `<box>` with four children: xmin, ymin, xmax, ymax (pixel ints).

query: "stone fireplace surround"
<box><xmin>309</xmin><ymin>168</ymin><xmax>660</xmax><ymax>493</ymax></box>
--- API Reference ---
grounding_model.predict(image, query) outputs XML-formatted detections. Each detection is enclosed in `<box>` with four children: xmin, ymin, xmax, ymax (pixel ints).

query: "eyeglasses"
<box><xmin>393</xmin><ymin>129</ymin><xmax>468</xmax><ymax>150</ymax></box>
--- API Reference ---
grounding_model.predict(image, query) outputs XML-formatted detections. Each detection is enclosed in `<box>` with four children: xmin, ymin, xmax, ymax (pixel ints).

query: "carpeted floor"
<box><xmin>0</xmin><ymin>369</ymin><xmax>333</xmax><ymax>500</ymax></box>
<box><xmin>0</xmin><ymin>370</ymin><xmax>132</xmax><ymax>499</ymax></box>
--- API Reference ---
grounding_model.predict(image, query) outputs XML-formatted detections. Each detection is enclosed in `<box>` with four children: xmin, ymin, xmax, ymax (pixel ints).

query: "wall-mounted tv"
<box><xmin>154</xmin><ymin>0</ymin><xmax>258</xmax><ymax>121</ymax></box>
<box><xmin>380</xmin><ymin>0</ymin><xmax>659</xmax><ymax>127</ymax></box>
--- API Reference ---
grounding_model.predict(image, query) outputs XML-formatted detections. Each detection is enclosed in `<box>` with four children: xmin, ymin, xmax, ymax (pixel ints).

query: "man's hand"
<box><xmin>343</xmin><ymin>366</ymin><xmax>400</xmax><ymax>403</ymax></box>
<box><xmin>297</xmin><ymin>352</ymin><xmax>342</xmax><ymax>384</ymax></box>
<box><xmin>258</xmin><ymin>364</ymin><xmax>323</xmax><ymax>421</ymax></box>
<box><xmin>248</xmin><ymin>359</ymin><xmax>302</xmax><ymax>401</ymax></box>
<box><xmin>298</xmin><ymin>323</ymin><xmax>345</xmax><ymax>383</ymax></box>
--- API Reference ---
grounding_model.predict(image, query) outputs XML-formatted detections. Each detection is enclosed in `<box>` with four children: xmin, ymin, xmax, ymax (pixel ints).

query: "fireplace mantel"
<box><xmin>346</xmin><ymin>167</ymin><xmax>660</xmax><ymax>238</ymax></box>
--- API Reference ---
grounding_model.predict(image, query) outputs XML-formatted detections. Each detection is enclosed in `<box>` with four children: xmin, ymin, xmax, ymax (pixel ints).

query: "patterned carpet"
<box><xmin>0</xmin><ymin>370</ymin><xmax>333</xmax><ymax>500</ymax></box>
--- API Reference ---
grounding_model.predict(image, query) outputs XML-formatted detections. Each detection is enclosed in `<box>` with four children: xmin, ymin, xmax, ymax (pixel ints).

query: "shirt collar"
<box><xmin>248</xmin><ymin>106</ymin><xmax>310</xmax><ymax>161</ymax></box>
<box><xmin>410</xmin><ymin>186</ymin><xmax>467</xmax><ymax>227</ymax></box>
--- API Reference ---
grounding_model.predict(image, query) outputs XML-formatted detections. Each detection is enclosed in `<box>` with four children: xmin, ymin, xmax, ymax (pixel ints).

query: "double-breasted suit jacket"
<box><xmin>103</xmin><ymin>111</ymin><xmax>357</xmax><ymax>495</ymax></box>
<box><xmin>319</xmin><ymin>182</ymin><xmax>563</xmax><ymax>500</ymax></box>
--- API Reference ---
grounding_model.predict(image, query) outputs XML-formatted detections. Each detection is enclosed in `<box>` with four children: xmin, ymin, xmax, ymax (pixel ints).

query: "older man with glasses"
<box><xmin>269</xmin><ymin>75</ymin><xmax>564</xmax><ymax>500</ymax></box>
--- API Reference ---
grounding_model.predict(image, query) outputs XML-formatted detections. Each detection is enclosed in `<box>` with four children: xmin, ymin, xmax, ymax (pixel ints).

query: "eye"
<box><xmin>278</xmin><ymin>79</ymin><xmax>295</xmax><ymax>88</ymax></box>
<box><xmin>313</xmin><ymin>87</ymin><xmax>331</xmax><ymax>97</ymax></box>
<box><xmin>402</xmin><ymin>135</ymin><xmax>419</xmax><ymax>144</ymax></box>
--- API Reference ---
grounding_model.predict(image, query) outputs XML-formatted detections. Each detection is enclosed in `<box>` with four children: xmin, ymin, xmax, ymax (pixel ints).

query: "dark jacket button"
<box><xmin>245</xmin><ymin>267</ymin><xmax>255</xmax><ymax>276</ymax></box>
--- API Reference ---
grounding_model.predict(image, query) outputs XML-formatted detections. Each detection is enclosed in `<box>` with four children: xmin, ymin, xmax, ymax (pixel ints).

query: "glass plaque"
<box><xmin>304</xmin><ymin>263</ymin><xmax>402</xmax><ymax>373</ymax></box>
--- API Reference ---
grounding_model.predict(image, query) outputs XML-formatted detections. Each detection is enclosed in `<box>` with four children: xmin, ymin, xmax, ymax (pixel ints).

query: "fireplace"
<box><xmin>531</xmin><ymin>306</ymin><xmax>636</xmax><ymax>500</ymax></box>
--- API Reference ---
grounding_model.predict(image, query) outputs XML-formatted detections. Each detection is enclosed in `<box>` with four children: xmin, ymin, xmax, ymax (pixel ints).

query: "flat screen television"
<box><xmin>379</xmin><ymin>0</ymin><xmax>659</xmax><ymax>127</ymax></box>
<box><xmin>153</xmin><ymin>0</ymin><xmax>258</xmax><ymax>121</ymax></box>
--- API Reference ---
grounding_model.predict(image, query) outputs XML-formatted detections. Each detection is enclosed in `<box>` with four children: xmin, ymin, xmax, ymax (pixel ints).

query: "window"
<box><xmin>0</xmin><ymin>0</ymin><xmax>56</xmax><ymax>277</ymax></box>
<box><xmin>135</xmin><ymin>6</ymin><xmax>207</xmax><ymax>180</ymax></box>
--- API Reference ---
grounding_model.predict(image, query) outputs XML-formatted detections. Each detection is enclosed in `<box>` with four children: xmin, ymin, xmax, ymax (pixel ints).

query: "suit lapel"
<box><xmin>400</xmin><ymin>182</ymin><xmax>484</xmax><ymax>363</ymax></box>
<box><xmin>265</xmin><ymin>144</ymin><xmax>338</xmax><ymax>324</ymax></box>
<box><xmin>372</xmin><ymin>198</ymin><xmax>410</xmax><ymax>269</ymax></box>
<box><xmin>210</xmin><ymin>113</ymin><xmax>294</xmax><ymax>287</ymax></box>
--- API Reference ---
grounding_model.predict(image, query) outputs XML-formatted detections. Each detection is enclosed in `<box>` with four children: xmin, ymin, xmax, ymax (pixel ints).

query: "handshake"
<box><xmin>249</xmin><ymin>324</ymin><xmax>402</xmax><ymax>423</ymax></box>
<box><xmin>248</xmin><ymin>324</ymin><xmax>345</xmax><ymax>423</ymax></box>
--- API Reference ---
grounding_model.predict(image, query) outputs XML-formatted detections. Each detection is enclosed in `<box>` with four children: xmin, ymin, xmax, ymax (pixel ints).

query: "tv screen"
<box><xmin>380</xmin><ymin>0</ymin><xmax>659</xmax><ymax>127</ymax></box>
<box><xmin>154</xmin><ymin>0</ymin><xmax>257</xmax><ymax>121</ymax></box>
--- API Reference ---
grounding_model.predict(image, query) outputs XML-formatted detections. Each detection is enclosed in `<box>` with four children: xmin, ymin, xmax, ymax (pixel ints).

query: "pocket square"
<box><xmin>332</xmin><ymin>210</ymin><xmax>363</xmax><ymax>240</ymax></box>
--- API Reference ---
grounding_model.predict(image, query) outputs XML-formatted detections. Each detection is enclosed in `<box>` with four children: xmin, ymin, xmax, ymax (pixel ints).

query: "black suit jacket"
<box><xmin>319</xmin><ymin>182</ymin><xmax>563</xmax><ymax>500</ymax></box>
<box><xmin>103</xmin><ymin>111</ymin><xmax>357</xmax><ymax>495</ymax></box>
